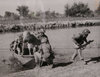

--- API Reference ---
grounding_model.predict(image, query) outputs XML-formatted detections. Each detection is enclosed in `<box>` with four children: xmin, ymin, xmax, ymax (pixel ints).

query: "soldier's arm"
<box><xmin>84</xmin><ymin>39</ymin><xmax>94</xmax><ymax>45</ymax></box>
<box><xmin>73</xmin><ymin>39</ymin><xmax>80</xmax><ymax>46</ymax></box>
<box><xmin>84</xmin><ymin>38</ymin><xmax>88</xmax><ymax>43</ymax></box>
<box><xmin>72</xmin><ymin>34</ymin><xmax>80</xmax><ymax>46</ymax></box>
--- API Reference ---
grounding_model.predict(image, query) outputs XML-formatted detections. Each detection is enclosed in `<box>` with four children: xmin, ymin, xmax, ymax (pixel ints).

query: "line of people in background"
<box><xmin>0</xmin><ymin>20</ymin><xmax>100</xmax><ymax>33</ymax></box>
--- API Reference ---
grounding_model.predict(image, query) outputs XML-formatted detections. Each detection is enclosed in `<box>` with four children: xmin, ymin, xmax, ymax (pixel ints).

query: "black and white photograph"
<box><xmin>0</xmin><ymin>0</ymin><xmax>100</xmax><ymax>77</ymax></box>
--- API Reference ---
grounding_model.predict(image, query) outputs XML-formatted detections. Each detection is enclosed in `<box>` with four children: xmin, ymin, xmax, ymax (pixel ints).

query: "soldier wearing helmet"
<box><xmin>38</xmin><ymin>28</ymin><xmax>48</xmax><ymax>43</ymax></box>
<box><xmin>82</xmin><ymin>29</ymin><xmax>90</xmax><ymax>37</ymax></box>
<box><xmin>39</xmin><ymin>29</ymin><xmax>46</xmax><ymax>36</ymax></box>
<box><xmin>82</xmin><ymin>29</ymin><xmax>90</xmax><ymax>34</ymax></box>
<box><xmin>71</xmin><ymin>29</ymin><xmax>93</xmax><ymax>63</ymax></box>
<box><xmin>37</xmin><ymin>28</ymin><xmax>55</xmax><ymax>65</ymax></box>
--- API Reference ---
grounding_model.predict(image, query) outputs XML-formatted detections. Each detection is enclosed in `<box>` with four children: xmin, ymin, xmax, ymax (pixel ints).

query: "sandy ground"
<box><xmin>2</xmin><ymin>60</ymin><xmax>100</xmax><ymax>77</ymax></box>
<box><xmin>0</xmin><ymin>26</ymin><xmax>100</xmax><ymax>77</ymax></box>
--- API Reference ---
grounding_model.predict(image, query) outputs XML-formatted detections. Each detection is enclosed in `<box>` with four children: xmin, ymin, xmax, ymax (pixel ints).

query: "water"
<box><xmin>0</xmin><ymin>26</ymin><xmax>100</xmax><ymax>76</ymax></box>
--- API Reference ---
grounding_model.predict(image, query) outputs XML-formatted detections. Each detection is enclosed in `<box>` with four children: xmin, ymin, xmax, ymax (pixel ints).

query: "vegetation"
<box><xmin>4</xmin><ymin>11</ymin><xmax>19</xmax><ymax>20</ymax></box>
<box><xmin>0</xmin><ymin>2</ymin><xmax>99</xmax><ymax>22</ymax></box>
<box><xmin>64</xmin><ymin>2</ymin><xmax>93</xmax><ymax>17</ymax></box>
<box><xmin>95</xmin><ymin>2</ymin><xmax>100</xmax><ymax>15</ymax></box>
<box><xmin>16</xmin><ymin>5</ymin><xmax>29</xmax><ymax>17</ymax></box>
<box><xmin>35</xmin><ymin>10</ymin><xmax>60</xmax><ymax>18</ymax></box>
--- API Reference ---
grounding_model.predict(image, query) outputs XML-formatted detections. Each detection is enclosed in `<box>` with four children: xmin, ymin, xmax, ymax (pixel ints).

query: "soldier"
<box><xmin>10</xmin><ymin>34</ymin><xmax>23</xmax><ymax>55</ymax></box>
<box><xmin>71</xmin><ymin>29</ymin><xmax>93</xmax><ymax>63</ymax></box>
<box><xmin>22</xmin><ymin>31</ymin><xmax>41</xmax><ymax>55</ymax></box>
<box><xmin>38</xmin><ymin>29</ymin><xmax>55</xmax><ymax>66</ymax></box>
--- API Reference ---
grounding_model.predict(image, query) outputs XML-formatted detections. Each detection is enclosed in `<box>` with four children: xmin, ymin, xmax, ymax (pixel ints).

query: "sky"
<box><xmin>0</xmin><ymin>0</ymin><xmax>99</xmax><ymax>16</ymax></box>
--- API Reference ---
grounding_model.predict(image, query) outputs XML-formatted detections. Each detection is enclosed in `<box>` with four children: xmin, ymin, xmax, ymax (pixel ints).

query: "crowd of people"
<box><xmin>0</xmin><ymin>20</ymin><xmax>100</xmax><ymax>33</ymax></box>
<box><xmin>10</xmin><ymin>29</ymin><xmax>55</xmax><ymax>67</ymax></box>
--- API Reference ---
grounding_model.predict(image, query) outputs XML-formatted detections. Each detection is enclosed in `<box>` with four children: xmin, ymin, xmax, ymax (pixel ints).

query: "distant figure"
<box><xmin>71</xmin><ymin>29</ymin><xmax>94</xmax><ymax>63</ymax></box>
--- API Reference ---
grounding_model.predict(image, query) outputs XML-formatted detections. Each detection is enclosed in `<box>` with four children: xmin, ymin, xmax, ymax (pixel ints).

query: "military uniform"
<box><xmin>38</xmin><ymin>29</ymin><xmax>54</xmax><ymax>65</ymax></box>
<box><xmin>71</xmin><ymin>29</ymin><xmax>91</xmax><ymax>61</ymax></box>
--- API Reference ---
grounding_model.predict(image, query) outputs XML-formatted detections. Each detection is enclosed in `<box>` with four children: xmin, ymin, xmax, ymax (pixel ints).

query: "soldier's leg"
<box><xmin>78</xmin><ymin>49</ymin><xmax>84</xmax><ymax>60</ymax></box>
<box><xmin>34</xmin><ymin>52</ymin><xmax>42</xmax><ymax>67</ymax></box>
<box><xmin>28</xmin><ymin>43</ymin><xmax>34</xmax><ymax>55</ymax></box>
<box><xmin>19</xmin><ymin>43</ymin><xmax>22</xmax><ymax>55</ymax></box>
<box><xmin>21</xmin><ymin>42</ymin><xmax>25</xmax><ymax>55</ymax></box>
<box><xmin>71</xmin><ymin>49</ymin><xmax>78</xmax><ymax>61</ymax></box>
<box><xmin>17</xmin><ymin>47</ymin><xmax>21</xmax><ymax>55</ymax></box>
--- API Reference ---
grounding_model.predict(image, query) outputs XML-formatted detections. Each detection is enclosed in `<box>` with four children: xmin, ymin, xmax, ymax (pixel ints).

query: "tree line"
<box><xmin>0</xmin><ymin>2</ymin><xmax>100</xmax><ymax>20</ymax></box>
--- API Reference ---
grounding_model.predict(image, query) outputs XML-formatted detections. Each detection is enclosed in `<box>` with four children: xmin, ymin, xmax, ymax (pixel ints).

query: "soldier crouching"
<box><xmin>71</xmin><ymin>29</ymin><xmax>94</xmax><ymax>64</ymax></box>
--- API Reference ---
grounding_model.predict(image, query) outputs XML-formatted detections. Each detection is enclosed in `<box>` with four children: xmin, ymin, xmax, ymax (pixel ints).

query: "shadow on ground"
<box><xmin>52</xmin><ymin>61</ymin><xmax>73</xmax><ymax>68</ymax></box>
<box><xmin>85</xmin><ymin>56</ymin><xmax>100</xmax><ymax>64</ymax></box>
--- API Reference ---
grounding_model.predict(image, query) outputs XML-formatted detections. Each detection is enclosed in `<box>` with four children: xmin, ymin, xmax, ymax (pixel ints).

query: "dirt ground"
<box><xmin>0</xmin><ymin>26</ymin><xmax>100</xmax><ymax>77</ymax></box>
<box><xmin>2</xmin><ymin>60</ymin><xmax>100</xmax><ymax>77</ymax></box>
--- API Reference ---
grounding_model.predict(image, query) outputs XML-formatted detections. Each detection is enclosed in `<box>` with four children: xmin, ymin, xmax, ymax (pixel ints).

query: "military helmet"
<box><xmin>82</xmin><ymin>29</ymin><xmax>90</xmax><ymax>34</ymax></box>
<box><xmin>39</xmin><ymin>28</ymin><xmax>45</xmax><ymax>33</ymax></box>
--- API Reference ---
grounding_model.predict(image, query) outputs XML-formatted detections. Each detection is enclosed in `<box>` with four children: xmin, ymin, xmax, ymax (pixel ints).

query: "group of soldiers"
<box><xmin>0</xmin><ymin>20</ymin><xmax>100</xmax><ymax>33</ymax></box>
<box><xmin>21</xmin><ymin>21</ymin><xmax>99</xmax><ymax>31</ymax></box>
<box><xmin>10</xmin><ymin>28</ymin><xmax>94</xmax><ymax>67</ymax></box>
<box><xmin>10</xmin><ymin>29</ymin><xmax>55</xmax><ymax>67</ymax></box>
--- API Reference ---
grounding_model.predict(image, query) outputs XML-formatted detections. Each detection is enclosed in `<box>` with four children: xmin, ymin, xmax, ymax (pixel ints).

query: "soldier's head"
<box><xmin>17</xmin><ymin>33</ymin><xmax>23</xmax><ymax>42</ymax></box>
<box><xmin>39</xmin><ymin>28</ymin><xmax>46</xmax><ymax>35</ymax></box>
<box><xmin>82</xmin><ymin>29</ymin><xmax>90</xmax><ymax>37</ymax></box>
